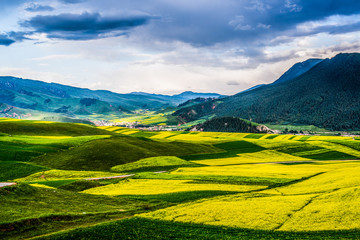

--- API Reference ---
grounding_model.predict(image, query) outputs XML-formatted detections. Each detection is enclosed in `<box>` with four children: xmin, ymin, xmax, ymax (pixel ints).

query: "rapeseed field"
<box><xmin>83</xmin><ymin>179</ymin><xmax>264</xmax><ymax>196</ymax></box>
<box><xmin>2</xmin><ymin>120</ymin><xmax>360</xmax><ymax>239</ymax></box>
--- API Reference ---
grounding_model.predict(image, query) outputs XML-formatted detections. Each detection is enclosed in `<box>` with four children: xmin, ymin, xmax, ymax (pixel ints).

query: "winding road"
<box><xmin>0</xmin><ymin>182</ymin><xmax>16</xmax><ymax>188</ymax></box>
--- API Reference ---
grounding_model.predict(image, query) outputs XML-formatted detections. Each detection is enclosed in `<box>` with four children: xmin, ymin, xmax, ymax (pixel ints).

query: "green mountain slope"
<box><xmin>0</xmin><ymin>77</ymin><xmax>222</xmax><ymax>117</ymax></box>
<box><xmin>174</xmin><ymin>53</ymin><xmax>360</xmax><ymax>131</ymax></box>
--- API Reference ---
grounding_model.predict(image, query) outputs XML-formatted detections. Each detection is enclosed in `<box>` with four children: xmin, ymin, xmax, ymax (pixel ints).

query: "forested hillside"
<box><xmin>189</xmin><ymin>117</ymin><xmax>270</xmax><ymax>133</ymax></box>
<box><xmin>174</xmin><ymin>53</ymin><xmax>360</xmax><ymax>131</ymax></box>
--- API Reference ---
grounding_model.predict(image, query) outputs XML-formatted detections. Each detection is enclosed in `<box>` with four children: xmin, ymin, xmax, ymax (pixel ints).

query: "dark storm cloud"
<box><xmin>7</xmin><ymin>31</ymin><xmax>32</xmax><ymax>41</ymax></box>
<box><xmin>0</xmin><ymin>31</ymin><xmax>31</xmax><ymax>46</ymax></box>
<box><xmin>20</xmin><ymin>12</ymin><xmax>154</xmax><ymax>40</ymax></box>
<box><xmin>134</xmin><ymin>0</ymin><xmax>360</xmax><ymax>47</ymax></box>
<box><xmin>3</xmin><ymin>0</ymin><xmax>360</xmax><ymax>51</ymax></box>
<box><xmin>0</xmin><ymin>35</ymin><xmax>15</xmax><ymax>46</ymax></box>
<box><xmin>25</xmin><ymin>3</ymin><xmax>54</xmax><ymax>12</ymax></box>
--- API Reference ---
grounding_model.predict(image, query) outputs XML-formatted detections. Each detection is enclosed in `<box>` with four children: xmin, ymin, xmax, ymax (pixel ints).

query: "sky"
<box><xmin>1</xmin><ymin>0</ymin><xmax>360</xmax><ymax>95</ymax></box>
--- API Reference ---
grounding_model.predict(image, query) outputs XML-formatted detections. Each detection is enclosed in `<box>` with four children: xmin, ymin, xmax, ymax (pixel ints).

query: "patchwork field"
<box><xmin>1</xmin><ymin>119</ymin><xmax>360</xmax><ymax>239</ymax></box>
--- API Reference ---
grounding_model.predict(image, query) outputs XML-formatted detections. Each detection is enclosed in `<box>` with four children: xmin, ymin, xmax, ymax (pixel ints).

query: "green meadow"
<box><xmin>1</xmin><ymin>119</ymin><xmax>360</xmax><ymax>239</ymax></box>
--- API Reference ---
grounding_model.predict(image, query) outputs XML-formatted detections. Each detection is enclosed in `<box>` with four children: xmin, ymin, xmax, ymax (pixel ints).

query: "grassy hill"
<box><xmin>31</xmin><ymin>135</ymin><xmax>218</xmax><ymax>171</ymax></box>
<box><xmin>0</xmin><ymin>184</ymin><xmax>161</xmax><ymax>240</ymax></box>
<box><xmin>35</xmin><ymin>217</ymin><xmax>360</xmax><ymax>240</ymax></box>
<box><xmin>0</xmin><ymin>118</ymin><xmax>111</xmax><ymax>136</ymax></box>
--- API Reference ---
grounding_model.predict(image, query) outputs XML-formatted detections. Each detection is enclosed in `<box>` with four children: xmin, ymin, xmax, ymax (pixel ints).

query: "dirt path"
<box><xmin>0</xmin><ymin>182</ymin><xmax>16</xmax><ymax>188</ymax></box>
<box><xmin>85</xmin><ymin>174</ymin><xmax>135</xmax><ymax>181</ymax></box>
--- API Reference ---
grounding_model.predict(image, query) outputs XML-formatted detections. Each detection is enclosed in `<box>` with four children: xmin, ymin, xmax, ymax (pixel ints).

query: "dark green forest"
<box><xmin>174</xmin><ymin>53</ymin><xmax>360</xmax><ymax>131</ymax></box>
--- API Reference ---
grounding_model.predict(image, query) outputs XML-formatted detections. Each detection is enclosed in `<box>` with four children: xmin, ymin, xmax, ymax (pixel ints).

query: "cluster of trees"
<box><xmin>190</xmin><ymin>117</ymin><xmax>268</xmax><ymax>133</ymax></box>
<box><xmin>282</xmin><ymin>129</ymin><xmax>304</xmax><ymax>134</ymax></box>
<box><xmin>178</xmin><ymin>97</ymin><xmax>215</xmax><ymax>109</ymax></box>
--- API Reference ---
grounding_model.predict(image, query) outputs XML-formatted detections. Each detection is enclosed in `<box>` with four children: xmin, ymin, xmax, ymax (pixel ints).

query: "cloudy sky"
<box><xmin>1</xmin><ymin>0</ymin><xmax>360</xmax><ymax>95</ymax></box>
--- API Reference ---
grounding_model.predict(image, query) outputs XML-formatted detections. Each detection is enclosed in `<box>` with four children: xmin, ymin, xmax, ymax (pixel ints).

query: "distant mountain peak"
<box><xmin>174</xmin><ymin>91</ymin><xmax>223</xmax><ymax>98</ymax></box>
<box><xmin>273</xmin><ymin>58</ymin><xmax>323</xmax><ymax>84</ymax></box>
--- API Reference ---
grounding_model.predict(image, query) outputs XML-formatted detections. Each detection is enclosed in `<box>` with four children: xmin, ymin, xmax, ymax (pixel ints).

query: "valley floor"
<box><xmin>1</xmin><ymin>120</ymin><xmax>360</xmax><ymax>239</ymax></box>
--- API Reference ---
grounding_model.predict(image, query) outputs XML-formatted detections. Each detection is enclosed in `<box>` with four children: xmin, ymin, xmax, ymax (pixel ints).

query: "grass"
<box><xmin>34</xmin><ymin>217</ymin><xmax>360</xmax><ymax>240</ymax></box>
<box><xmin>191</xmin><ymin>150</ymin><xmax>308</xmax><ymax>166</ymax></box>
<box><xmin>244</xmin><ymin>134</ymin><xmax>266</xmax><ymax>139</ymax></box>
<box><xmin>300</xmin><ymin>150</ymin><xmax>356</xmax><ymax>160</ymax></box>
<box><xmin>0</xmin><ymin>119</ymin><xmax>112</xmax><ymax>136</ymax></box>
<box><xmin>0</xmin><ymin>135</ymin><xmax>110</xmax><ymax>162</ymax></box>
<box><xmin>0</xmin><ymin>141</ymin><xmax>64</xmax><ymax>161</ymax></box>
<box><xmin>129</xmin><ymin>131</ymin><xmax>158</xmax><ymax>138</ymax></box>
<box><xmin>14</xmin><ymin>169</ymin><xmax>117</xmax><ymax>182</ymax></box>
<box><xmin>110</xmin><ymin>156</ymin><xmax>197</xmax><ymax>173</ymax></box>
<box><xmin>254</xmin><ymin>139</ymin><xmax>358</xmax><ymax>160</ymax></box>
<box><xmin>0</xmin><ymin>184</ymin><xmax>144</xmax><ymax>224</ymax></box>
<box><xmin>265</xmin><ymin>134</ymin><xmax>279</xmax><ymax>139</ymax></box>
<box><xmin>58</xmin><ymin>180</ymin><xmax>107</xmax><ymax>192</ymax></box>
<box><xmin>121</xmin><ymin>190</ymin><xmax>239</xmax><ymax>203</ymax></box>
<box><xmin>180</xmin><ymin>141</ymin><xmax>265</xmax><ymax>161</ymax></box>
<box><xmin>31</xmin><ymin>136</ymin><xmax>218</xmax><ymax>171</ymax></box>
<box><xmin>0</xmin><ymin>184</ymin><xmax>165</xmax><ymax>240</ymax></box>
<box><xmin>0</xmin><ymin>161</ymin><xmax>48</xmax><ymax>181</ymax></box>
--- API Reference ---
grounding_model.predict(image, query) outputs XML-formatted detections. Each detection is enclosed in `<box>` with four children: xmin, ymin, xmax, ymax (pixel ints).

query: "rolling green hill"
<box><xmin>174</xmin><ymin>53</ymin><xmax>360</xmax><ymax>131</ymax></box>
<box><xmin>0</xmin><ymin>119</ymin><xmax>111</xmax><ymax>136</ymax></box>
<box><xmin>31</xmin><ymin>135</ymin><xmax>219</xmax><ymax>171</ymax></box>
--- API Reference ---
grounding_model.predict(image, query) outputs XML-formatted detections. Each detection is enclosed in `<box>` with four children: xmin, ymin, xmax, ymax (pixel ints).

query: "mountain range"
<box><xmin>0</xmin><ymin>76</ymin><xmax>222</xmax><ymax>117</ymax></box>
<box><xmin>174</xmin><ymin>53</ymin><xmax>360</xmax><ymax>131</ymax></box>
<box><xmin>1</xmin><ymin>53</ymin><xmax>360</xmax><ymax>131</ymax></box>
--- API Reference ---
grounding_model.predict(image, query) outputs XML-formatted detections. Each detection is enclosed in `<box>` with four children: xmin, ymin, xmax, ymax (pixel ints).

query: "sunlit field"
<box><xmin>2</xmin><ymin>119</ymin><xmax>360</xmax><ymax>239</ymax></box>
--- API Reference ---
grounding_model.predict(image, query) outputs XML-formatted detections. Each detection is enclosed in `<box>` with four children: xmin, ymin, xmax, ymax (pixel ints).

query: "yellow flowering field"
<box><xmin>276</xmin><ymin>163</ymin><xmax>360</xmax><ymax>195</ymax></box>
<box><xmin>167</xmin><ymin>132</ymin><xmax>250</xmax><ymax>143</ymax></box>
<box><xmin>140</xmin><ymin>193</ymin><xmax>315</xmax><ymax>230</ymax></box>
<box><xmin>307</xmin><ymin>140</ymin><xmax>360</xmax><ymax>158</ymax></box>
<box><xmin>170</xmin><ymin>163</ymin><xmax>326</xmax><ymax>179</ymax></box>
<box><xmin>29</xmin><ymin>183</ymin><xmax>56</xmax><ymax>189</ymax></box>
<box><xmin>192</xmin><ymin>150</ymin><xmax>308</xmax><ymax>166</ymax></box>
<box><xmin>83</xmin><ymin>179</ymin><xmax>264</xmax><ymax>196</ymax></box>
<box><xmin>118</xmin><ymin>130</ymin><xmax>140</xmax><ymax>135</ymax></box>
<box><xmin>279</xmin><ymin>186</ymin><xmax>360</xmax><ymax>231</ymax></box>
<box><xmin>150</xmin><ymin>132</ymin><xmax>177</xmax><ymax>139</ymax></box>
<box><xmin>306</xmin><ymin>136</ymin><xmax>353</xmax><ymax>141</ymax></box>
